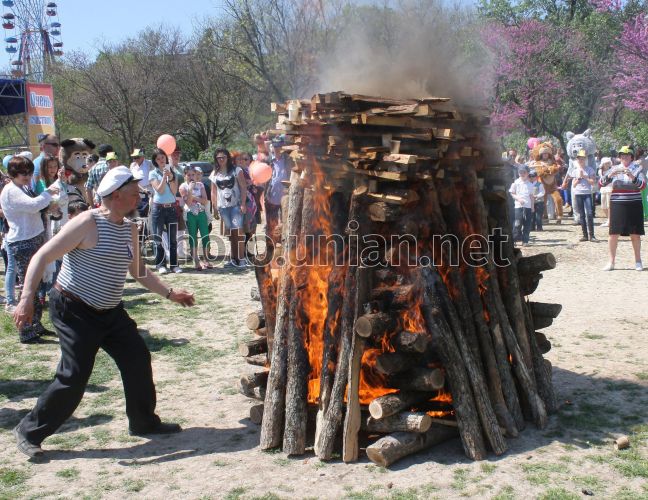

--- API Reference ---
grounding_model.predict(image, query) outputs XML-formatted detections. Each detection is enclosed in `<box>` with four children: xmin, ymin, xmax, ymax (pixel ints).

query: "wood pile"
<box><xmin>237</xmin><ymin>92</ymin><xmax>561</xmax><ymax>466</ymax></box>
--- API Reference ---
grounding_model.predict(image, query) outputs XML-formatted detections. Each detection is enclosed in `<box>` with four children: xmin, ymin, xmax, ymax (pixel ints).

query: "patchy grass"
<box><xmin>123</xmin><ymin>478</ymin><xmax>147</xmax><ymax>493</ymax></box>
<box><xmin>480</xmin><ymin>463</ymin><xmax>497</xmax><ymax>474</ymax></box>
<box><xmin>636</xmin><ymin>372</ymin><xmax>648</xmax><ymax>381</ymax></box>
<box><xmin>56</xmin><ymin>467</ymin><xmax>80</xmax><ymax>480</ymax></box>
<box><xmin>520</xmin><ymin>462</ymin><xmax>564</xmax><ymax>486</ymax></box>
<box><xmin>46</xmin><ymin>432</ymin><xmax>90</xmax><ymax>450</ymax></box>
<box><xmin>537</xmin><ymin>488</ymin><xmax>580</xmax><ymax>500</ymax></box>
<box><xmin>451</xmin><ymin>468</ymin><xmax>469</xmax><ymax>490</ymax></box>
<box><xmin>492</xmin><ymin>485</ymin><xmax>516</xmax><ymax>500</ymax></box>
<box><xmin>224</xmin><ymin>487</ymin><xmax>248</xmax><ymax>500</ymax></box>
<box><xmin>144</xmin><ymin>335</ymin><xmax>226</xmax><ymax>371</ymax></box>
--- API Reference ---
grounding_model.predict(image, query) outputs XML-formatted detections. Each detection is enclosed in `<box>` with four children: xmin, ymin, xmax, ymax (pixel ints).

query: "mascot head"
<box><xmin>530</xmin><ymin>141</ymin><xmax>555</xmax><ymax>162</ymax></box>
<box><xmin>60</xmin><ymin>138</ymin><xmax>96</xmax><ymax>183</ymax></box>
<box><xmin>565</xmin><ymin>129</ymin><xmax>597</xmax><ymax>172</ymax></box>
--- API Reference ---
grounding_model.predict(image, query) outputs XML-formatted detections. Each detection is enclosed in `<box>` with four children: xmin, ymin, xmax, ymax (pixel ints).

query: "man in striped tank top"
<box><xmin>11</xmin><ymin>167</ymin><xmax>195</xmax><ymax>458</ymax></box>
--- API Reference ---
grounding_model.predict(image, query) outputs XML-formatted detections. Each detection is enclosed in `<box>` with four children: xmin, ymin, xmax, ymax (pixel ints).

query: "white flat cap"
<box><xmin>97</xmin><ymin>166</ymin><xmax>141</xmax><ymax>197</ymax></box>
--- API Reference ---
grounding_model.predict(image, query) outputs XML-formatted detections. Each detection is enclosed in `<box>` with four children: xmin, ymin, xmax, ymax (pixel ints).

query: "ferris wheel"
<box><xmin>1</xmin><ymin>0</ymin><xmax>63</xmax><ymax>82</ymax></box>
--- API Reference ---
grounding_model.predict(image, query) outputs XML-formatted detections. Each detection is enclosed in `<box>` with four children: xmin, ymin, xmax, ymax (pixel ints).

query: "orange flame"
<box><xmin>359</xmin><ymin>349</ymin><xmax>398</xmax><ymax>404</ymax></box>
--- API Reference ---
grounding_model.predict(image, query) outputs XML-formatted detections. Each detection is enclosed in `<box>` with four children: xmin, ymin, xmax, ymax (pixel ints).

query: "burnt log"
<box><xmin>354</xmin><ymin>312</ymin><xmax>395</xmax><ymax>338</ymax></box>
<box><xmin>392</xmin><ymin>330</ymin><xmax>429</xmax><ymax>354</ymax></box>
<box><xmin>375</xmin><ymin>352</ymin><xmax>417</xmax><ymax>376</ymax></box>
<box><xmin>369</xmin><ymin>201</ymin><xmax>402</xmax><ymax>222</ymax></box>
<box><xmin>370</xmin><ymin>285</ymin><xmax>415</xmax><ymax>309</ymax></box>
<box><xmin>391</xmin><ymin>367</ymin><xmax>445</xmax><ymax>392</ymax></box>
<box><xmin>532</xmin><ymin>316</ymin><xmax>554</xmax><ymax>330</ymax></box>
<box><xmin>245</xmin><ymin>354</ymin><xmax>268</xmax><ymax>367</ymax></box>
<box><xmin>517</xmin><ymin>253</ymin><xmax>556</xmax><ymax>275</ymax></box>
<box><xmin>366</xmin><ymin>425</ymin><xmax>459</xmax><ymax>467</ymax></box>
<box><xmin>529</xmin><ymin>302</ymin><xmax>562</xmax><ymax>318</ymax></box>
<box><xmin>518</xmin><ymin>273</ymin><xmax>542</xmax><ymax>296</ymax></box>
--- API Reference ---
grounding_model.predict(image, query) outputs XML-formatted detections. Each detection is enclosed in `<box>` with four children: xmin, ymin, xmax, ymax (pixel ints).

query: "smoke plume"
<box><xmin>316</xmin><ymin>0</ymin><xmax>493</xmax><ymax>107</ymax></box>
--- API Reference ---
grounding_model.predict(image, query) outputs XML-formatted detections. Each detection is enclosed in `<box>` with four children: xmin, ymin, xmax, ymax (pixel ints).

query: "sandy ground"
<box><xmin>0</xmin><ymin>214</ymin><xmax>646</xmax><ymax>499</ymax></box>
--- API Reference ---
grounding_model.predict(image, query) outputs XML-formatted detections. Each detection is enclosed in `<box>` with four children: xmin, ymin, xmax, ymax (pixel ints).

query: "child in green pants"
<box><xmin>180</xmin><ymin>166</ymin><xmax>211</xmax><ymax>270</ymax></box>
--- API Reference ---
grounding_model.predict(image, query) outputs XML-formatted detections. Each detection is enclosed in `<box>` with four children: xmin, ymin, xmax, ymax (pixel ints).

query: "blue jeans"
<box><xmin>3</xmin><ymin>238</ymin><xmax>15</xmax><ymax>304</ymax></box>
<box><xmin>575</xmin><ymin>193</ymin><xmax>594</xmax><ymax>239</ymax></box>
<box><xmin>218</xmin><ymin>205</ymin><xmax>244</xmax><ymax>231</ymax></box>
<box><xmin>151</xmin><ymin>205</ymin><xmax>178</xmax><ymax>268</ymax></box>
<box><xmin>513</xmin><ymin>207</ymin><xmax>533</xmax><ymax>243</ymax></box>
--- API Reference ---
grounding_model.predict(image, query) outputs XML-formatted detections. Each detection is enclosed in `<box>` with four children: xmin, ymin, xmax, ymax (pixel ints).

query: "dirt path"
<box><xmin>0</xmin><ymin>216</ymin><xmax>646</xmax><ymax>499</ymax></box>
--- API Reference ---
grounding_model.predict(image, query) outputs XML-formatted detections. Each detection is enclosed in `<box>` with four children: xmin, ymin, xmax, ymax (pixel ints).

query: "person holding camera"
<box><xmin>149</xmin><ymin>148</ymin><xmax>181</xmax><ymax>274</ymax></box>
<box><xmin>600</xmin><ymin>146</ymin><xmax>646</xmax><ymax>271</ymax></box>
<box><xmin>0</xmin><ymin>156</ymin><xmax>59</xmax><ymax>343</ymax></box>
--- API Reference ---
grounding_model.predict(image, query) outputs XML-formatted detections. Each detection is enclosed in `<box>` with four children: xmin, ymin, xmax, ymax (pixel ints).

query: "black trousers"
<box><xmin>18</xmin><ymin>288</ymin><xmax>161</xmax><ymax>445</ymax></box>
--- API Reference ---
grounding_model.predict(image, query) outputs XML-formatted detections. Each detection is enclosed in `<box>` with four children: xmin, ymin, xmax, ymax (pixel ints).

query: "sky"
<box><xmin>50</xmin><ymin>0</ymin><xmax>224</xmax><ymax>55</ymax></box>
<box><xmin>3</xmin><ymin>0</ymin><xmax>476</xmax><ymax>59</ymax></box>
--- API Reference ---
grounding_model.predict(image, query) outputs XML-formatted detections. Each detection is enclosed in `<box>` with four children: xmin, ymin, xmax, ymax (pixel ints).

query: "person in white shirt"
<box><xmin>0</xmin><ymin>156</ymin><xmax>59</xmax><ymax>343</ymax></box>
<box><xmin>529</xmin><ymin>168</ymin><xmax>545</xmax><ymax>231</ymax></box>
<box><xmin>130</xmin><ymin>149</ymin><xmax>152</xmax><ymax>217</ymax></box>
<box><xmin>509</xmin><ymin>165</ymin><xmax>534</xmax><ymax>246</ymax></box>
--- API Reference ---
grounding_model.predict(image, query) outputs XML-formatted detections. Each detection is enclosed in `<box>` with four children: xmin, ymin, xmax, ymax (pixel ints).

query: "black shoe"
<box><xmin>129</xmin><ymin>422</ymin><xmax>182</xmax><ymax>436</ymax></box>
<box><xmin>36</xmin><ymin>327</ymin><xmax>57</xmax><ymax>337</ymax></box>
<box><xmin>20</xmin><ymin>336</ymin><xmax>46</xmax><ymax>345</ymax></box>
<box><xmin>13</xmin><ymin>426</ymin><xmax>43</xmax><ymax>458</ymax></box>
<box><xmin>589</xmin><ymin>237</ymin><xmax>599</xmax><ymax>242</ymax></box>
<box><xmin>579</xmin><ymin>237</ymin><xmax>588</xmax><ymax>242</ymax></box>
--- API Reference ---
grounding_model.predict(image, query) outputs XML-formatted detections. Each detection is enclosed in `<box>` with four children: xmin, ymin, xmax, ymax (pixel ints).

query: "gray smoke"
<box><xmin>317</xmin><ymin>0</ymin><xmax>492</xmax><ymax>107</ymax></box>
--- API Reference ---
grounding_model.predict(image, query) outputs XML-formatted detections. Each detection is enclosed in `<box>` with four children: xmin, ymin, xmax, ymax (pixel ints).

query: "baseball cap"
<box><xmin>105</xmin><ymin>152</ymin><xmax>119</xmax><ymax>161</ymax></box>
<box><xmin>97</xmin><ymin>166</ymin><xmax>141</xmax><ymax>197</ymax></box>
<box><xmin>518</xmin><ymin>165</ymin><xmax>529</xmax><ymax>174</ymax></box>
<box><xmin>618</xmin><ymin>145</ymin><xmax>634</xmax><ymax>156</ymax></box>
<box><xmin>16</xmin><ymin>151</ymin><xmax>33</xmax><ymax>161</ymax></box>
<box><xmin>576</xmin><ymin>149</ymin><xmax>587</xmax><ymax>158</ymax></box>
<box><xmin>130</xmin><ymin>148</ymin><xmax>144</xmax><ymax>157</ymax></box>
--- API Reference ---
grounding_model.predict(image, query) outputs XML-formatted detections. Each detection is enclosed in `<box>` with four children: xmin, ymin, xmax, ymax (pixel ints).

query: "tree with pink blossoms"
<box><xmin>484</xmin><ymin>18</ymin><xmax>607</xmax><ymax>151</ymax></box>
<box><xmin>612</xmin><ymin>13</ymin><xmax>648</xmax><ymax>112</ymax></box>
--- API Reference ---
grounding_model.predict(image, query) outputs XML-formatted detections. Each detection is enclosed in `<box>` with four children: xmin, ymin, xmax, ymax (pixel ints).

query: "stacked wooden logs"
<box><xmin>237</xmin><ymin>92</ymin><xmax>561</xmax><ymax>466</ymax></box>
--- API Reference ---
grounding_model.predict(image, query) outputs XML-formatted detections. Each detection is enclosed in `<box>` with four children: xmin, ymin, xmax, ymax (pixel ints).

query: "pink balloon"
<box><xmin>157</xmin><ymin>134</ymin><xmax>177</xmax><ymax>155</ymax></box>
<box><xmin>250</xmin><ymin>160</ymin><xmax>272</xmax><ymax>185</ymax></box>
<box><xmin>527</xmin><ymin>137</ymin><xmax>540</xmax><ymax>150</ymax></box>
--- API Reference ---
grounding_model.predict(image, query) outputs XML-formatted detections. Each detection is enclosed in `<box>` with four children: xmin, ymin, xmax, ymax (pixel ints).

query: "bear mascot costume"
<box><xmin>59</xmin><ymin>138</ymin><xmax>95</xmax><ymax>204</ymax></box>
<box><xmin>531</xmin><ymin>141</ymin><xmax>563</xmax><ymax>224</ymax></box>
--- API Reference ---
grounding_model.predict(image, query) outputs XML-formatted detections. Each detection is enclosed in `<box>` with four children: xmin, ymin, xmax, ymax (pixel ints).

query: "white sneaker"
<box><xmin>172</xmin><ymin>266</ymin><xmax>183</xmax><ymax>274</ymax></box>
<box><xmin>223</xmin><ymin>260</ymin><xmax>237</xmax><ymax>269</ymax></box>
<box><xmin>236</xmin><ymin>258</ymin><xmax>250</xmax><ymax>268</ymax></box>
<box><xmin>157</xmin><ymin>266</ymin><xmax>168</xmax><ymax>275</ymax></box>
<box><xmin>602</xmin><ymin>262</ymin><xmax>615</xmax><ymax>271</ymax></box>
<box><xmin>636</xmin><ymin>262</ymin><xmax>643</xmax><ymax>272</ymax></box>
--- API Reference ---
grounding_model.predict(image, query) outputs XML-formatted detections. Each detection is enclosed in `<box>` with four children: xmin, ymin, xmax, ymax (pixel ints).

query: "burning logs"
<box><xmin>239</xmin><ymin>91</ymin><xmax>561</xmax><ymax>467</ymax></box>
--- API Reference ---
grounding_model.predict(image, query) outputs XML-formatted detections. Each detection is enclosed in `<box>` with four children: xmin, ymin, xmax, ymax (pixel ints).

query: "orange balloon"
<box><xmin>250</xmin><ymin>160</ymin><xmax>272</xmax><ymax>185</ymax></box>
<box><xmin>157</xmin><ymin>134</ymin><xmax>177</xmax><ymax>155</ymax></box>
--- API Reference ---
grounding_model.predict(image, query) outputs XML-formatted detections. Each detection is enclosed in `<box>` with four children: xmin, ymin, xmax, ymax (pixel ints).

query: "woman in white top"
<box><xmin>209</xmin><ymin>148</ymin><xmax>248</xmax><ymax>268</ymax></box>
<box><xmin>0</xmin><ymin>156</ymin><xmax>58</xmax><ymax>343</ymax></box>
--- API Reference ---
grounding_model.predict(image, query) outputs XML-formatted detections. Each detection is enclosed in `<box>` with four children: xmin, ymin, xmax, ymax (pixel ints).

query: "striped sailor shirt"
<box><xmin>57</xmin><ymin>210</ymin><xmax>134</xmax><ymax>310</ymax></box>
<box><xmin>599</xmin><ymin>163</ymin><xmax>646</xmax><ymax>203</ymax></box>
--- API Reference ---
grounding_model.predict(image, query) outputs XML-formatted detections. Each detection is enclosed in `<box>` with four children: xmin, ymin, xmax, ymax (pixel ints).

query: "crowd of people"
<box><xmin>0</xmin><ymin>133</ymin><xmax>292</xmax><ymax>343</ymax></box>
<box><xmin>507</xmin><ymin>143</ymin><xmax>647</xmax><ymax>270</ymax></box>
